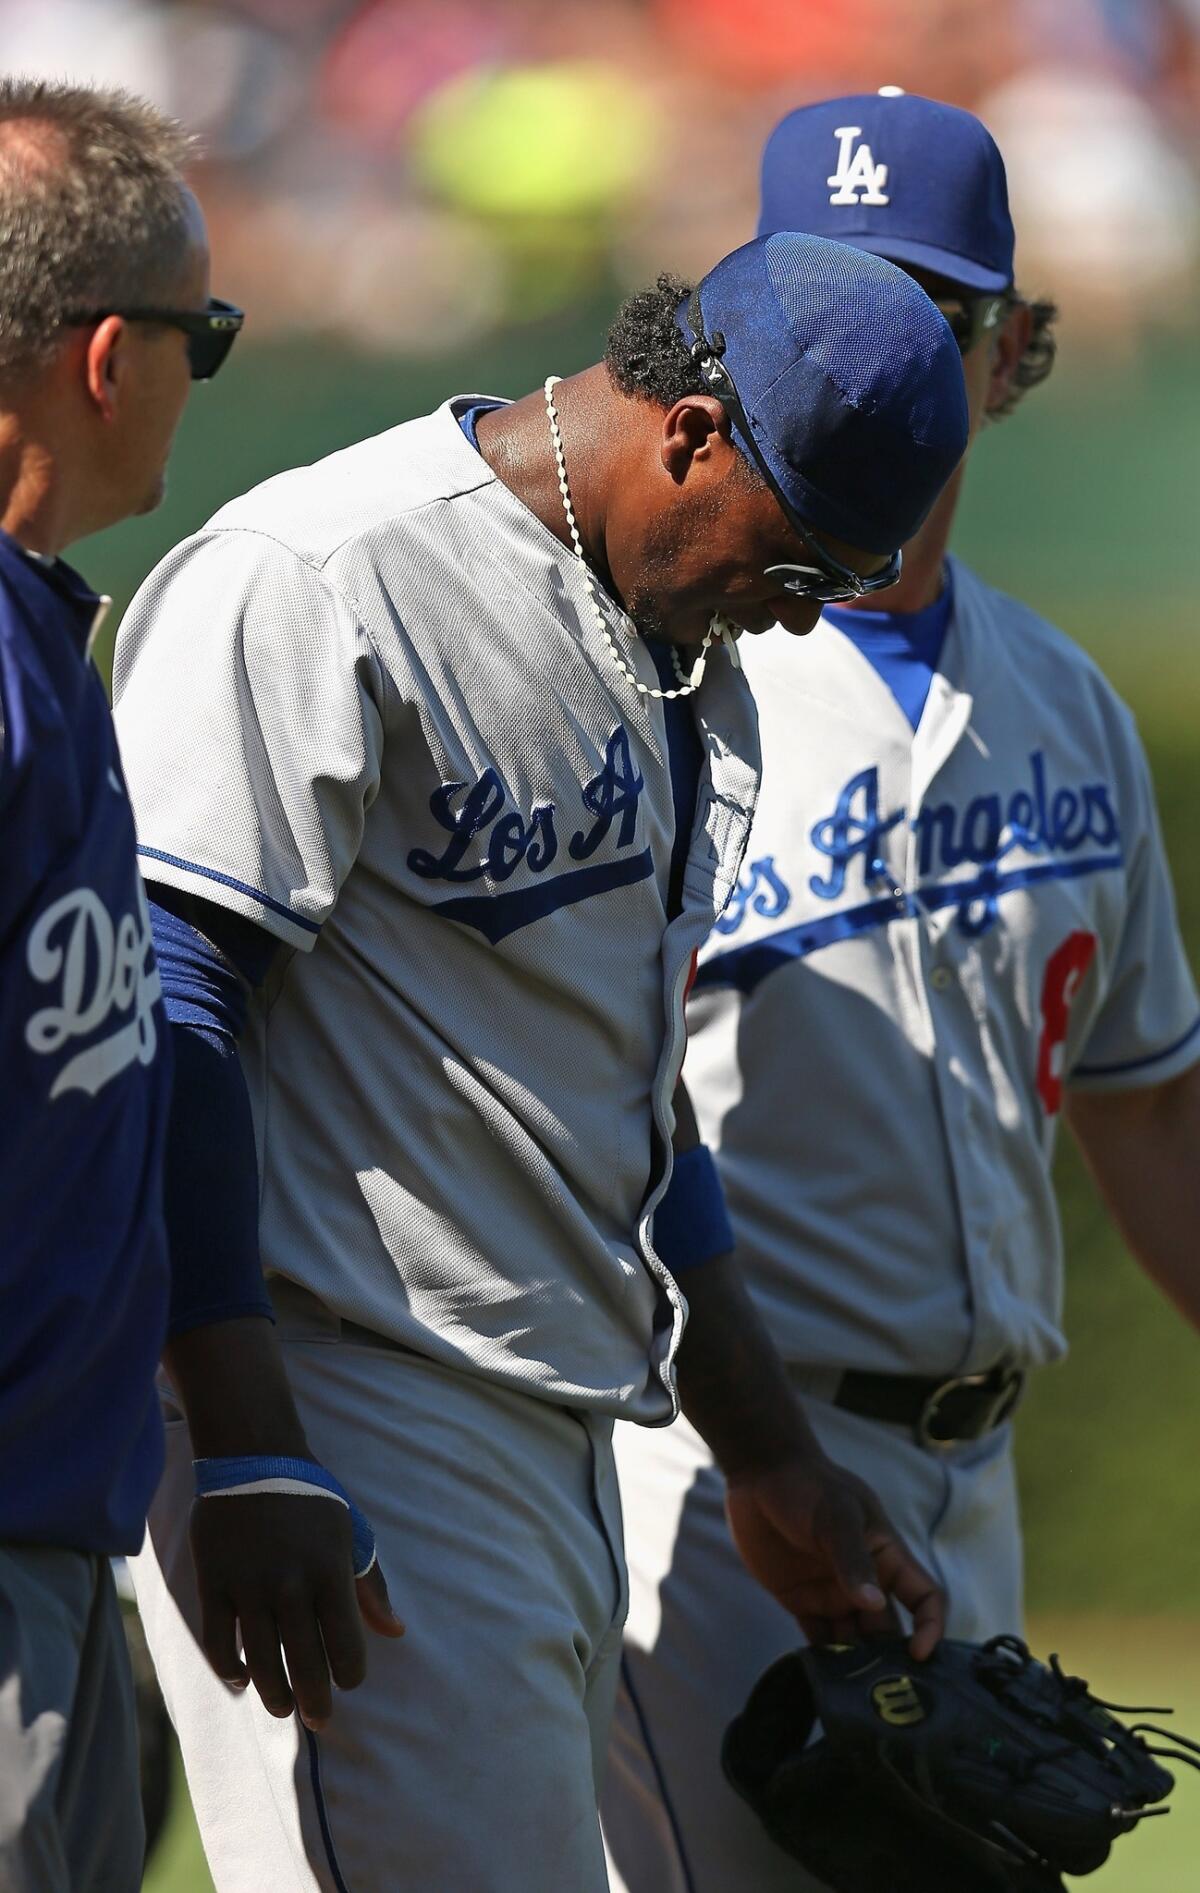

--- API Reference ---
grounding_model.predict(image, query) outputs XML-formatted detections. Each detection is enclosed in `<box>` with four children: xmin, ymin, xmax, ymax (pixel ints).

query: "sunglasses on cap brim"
<box><xmin>63</xmin><ymin>297</ymin><xmax>244</xmax><ymax>380</ymax></box>
<box><xmin>684</xmin><ymin>291</ymin><xmax>902</xmax><ymax>605</ymax></box>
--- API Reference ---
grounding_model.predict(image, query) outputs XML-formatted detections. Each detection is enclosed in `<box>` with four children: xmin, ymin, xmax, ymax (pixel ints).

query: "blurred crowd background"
<box><xmin>10</xmin><ymin>6</ymin><xmax>1198</xmax><ymax>1886</ymax></box>
<box><xmin>6</xmin><ymin>0</ymin><xmax>1200</xmax><ymax>353</ymax></box>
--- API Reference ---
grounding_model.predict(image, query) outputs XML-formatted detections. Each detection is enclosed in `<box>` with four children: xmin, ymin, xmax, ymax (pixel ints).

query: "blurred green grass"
<box><xmin>142</xmin><ymin>1755</ymin><xmax>211</xmax><ymax>1893</ymax></box>
<box><xmin>114</xmin><ymin>328</ymin><xmax>1197</xmax><ymax>1886</ymax></box>
<box><xmin>1030</xmin><ymin>1618</ymin><xmax>1200</xmax><ymax>1892</ymax></box>
<box><xmin>1018</xmin><ymin>720</ymin><xmax>1200</xmax><ymax>1619</ymax></box>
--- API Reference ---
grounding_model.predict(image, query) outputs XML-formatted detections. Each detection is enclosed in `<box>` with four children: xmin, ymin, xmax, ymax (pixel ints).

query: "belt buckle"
<box><xmin>917</xmin><ymin>1366</ymin><xmax>1025</xmax><ymax>1450</ymax></box>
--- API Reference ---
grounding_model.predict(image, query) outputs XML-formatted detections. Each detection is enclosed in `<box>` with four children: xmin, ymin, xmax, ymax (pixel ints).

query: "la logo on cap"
<box><xmin>827</xmin><ymin>125</ymin><xmax>889</xmax><ymax>206</ymax></box>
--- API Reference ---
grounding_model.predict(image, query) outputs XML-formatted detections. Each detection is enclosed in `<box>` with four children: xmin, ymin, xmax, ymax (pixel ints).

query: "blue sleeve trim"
<box><xmin>652</xmin><ymin>1144</ymin><xmax>735</xmax><ymax>1275</ymax></box>
<box><xmin>139</xmin><ymin>844</ymin><xmax>321</xmax><ymax>935</ymax></box>
<box><xmin>1073</xmin><ymin>1013</ymin><xmax>1200</xmax><ymax>1079</ymax></box>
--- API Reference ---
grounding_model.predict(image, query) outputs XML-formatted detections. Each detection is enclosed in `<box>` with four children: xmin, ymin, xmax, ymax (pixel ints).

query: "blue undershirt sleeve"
<box><xmin>652</xmin><ymin>1144</ymin><xmax>736</xmax><ymax>1274</ymax></box>
<box><xmin>149</xmin><ymin>887</ymin><xmax>281</xmax><ymax>1335</ymax></box>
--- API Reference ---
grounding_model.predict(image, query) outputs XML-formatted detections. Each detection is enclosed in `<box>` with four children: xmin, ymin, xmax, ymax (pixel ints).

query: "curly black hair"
<box><xmin>604</xmin><ymin>272</ymin><xmax>706</xmax><ymax>407</ymax></box>
<box><xmin>604</xmin><ymin>271</ymin><xmax>764</xmax><ymax>497</ymax></box>
<box><xmin>990</xmin><ymin>292</ymin><xmax>1059</xmax><ymax>420</ymax></box>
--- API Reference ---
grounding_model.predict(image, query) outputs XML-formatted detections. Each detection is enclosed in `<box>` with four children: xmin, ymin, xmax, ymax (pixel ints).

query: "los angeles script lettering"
<box><xmin>407</xmin><ymin>726</ymin><xmax>645</xmax><ymax>884</ymax></box>
<box><xmin>717</xmin><ymin>750</ymin><xmax>1122</xmax><ymax>941</ymax></box>
<box><xmin>810</xmin><ymin>749</ymin><xmax>1119</xmax><ymax>901</ymax></box>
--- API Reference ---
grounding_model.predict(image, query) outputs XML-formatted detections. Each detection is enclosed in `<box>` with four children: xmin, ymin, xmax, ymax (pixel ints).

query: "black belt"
<box><xmin>831</xmin><ymin>1362</ymin><xmax>1025</xmax><ymax>1449</ymax></box>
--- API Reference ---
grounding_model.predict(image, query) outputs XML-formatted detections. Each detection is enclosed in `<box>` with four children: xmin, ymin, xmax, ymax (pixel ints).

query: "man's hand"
<box><xmin>667</xmin><ymin>1203</ymin><xmax>945</xmax><ymax>1661</ymax></box>
<box><xmin>190</xmin><ymin>1491</ymin><xmax>403</xmax><ymax>1730</ymax></box>
<box><xmin>725</xmin><ymin>1453</ymin><xmax>944</xmax><ymax>1659</ymax></box>
<box><xmin>165</xmin><ymin>1316</ymin><xmax>404</xmax><ymax>1730</ymax></box>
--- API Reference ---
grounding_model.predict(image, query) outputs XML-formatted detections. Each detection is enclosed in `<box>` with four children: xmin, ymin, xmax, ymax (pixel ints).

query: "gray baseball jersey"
<box><xmin>684</xmin><ymin>554</ymin><xmax>1199</xmax><ymax>1376</ymax></box>
<box><xmin>111</xmin><ymin>397</ymin><xmax>760</xmax><ymax>1422</ymax></box>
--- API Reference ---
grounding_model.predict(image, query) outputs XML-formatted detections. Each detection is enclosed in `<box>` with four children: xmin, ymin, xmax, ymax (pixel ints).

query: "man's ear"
<box><xmin>985</xmin><ymin>299</ymin><xmax>1033</xmax><ymax>418</ymax></box>
<box><xmin>660</xmin><ymin>395</ymin><xmax>733</xmax><ymax>486</ymax></box>
<box><xmin>83</xmin><ymin>315</ymin><xmax>128</xmax><ymax>424</ymax></box>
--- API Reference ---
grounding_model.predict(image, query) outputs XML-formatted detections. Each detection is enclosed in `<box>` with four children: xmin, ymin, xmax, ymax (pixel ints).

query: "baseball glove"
<box><xmin>722</xmin><ymin>1633</ymin><xmax>1200</xmax><ymax>1891</ymax></box>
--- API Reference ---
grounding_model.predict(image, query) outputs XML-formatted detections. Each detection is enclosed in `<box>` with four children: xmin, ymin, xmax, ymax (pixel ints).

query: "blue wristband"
<box><xmin>652</xmin><ymin>1143</ymin><xmax>735</xmax><ymax>1275</ymax></box>
<box><xmin>194</xmin><ymin>1454</ymin><xmax>377</xmax><ymax>1579</ymax></box>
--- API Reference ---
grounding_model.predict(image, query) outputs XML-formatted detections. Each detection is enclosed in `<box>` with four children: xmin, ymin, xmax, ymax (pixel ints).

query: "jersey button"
<box><xmin>930</xmin><ymin>966</ymin><xmax>954</xmax><ymax>992</ymax></box>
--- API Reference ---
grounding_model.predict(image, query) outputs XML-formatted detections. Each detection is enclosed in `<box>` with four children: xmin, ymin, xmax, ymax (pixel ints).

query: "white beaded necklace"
<box><xmin>544</xmin><ymin>375</ymin><xmax>738</xmax><ymax>701</ymax></box>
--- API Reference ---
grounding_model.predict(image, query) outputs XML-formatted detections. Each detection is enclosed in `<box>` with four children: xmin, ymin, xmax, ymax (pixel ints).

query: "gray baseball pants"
<box><xmin>602</xmin><ymin>1393</ymin><xmax>1023</xmax><ymax>1893</ymax></box>
<box><xmin>0</xmin><ymin>1545</ymin><xmax>142</xmax><ymax>1893</ymax></box>
<box><xmin>130</xmin><ymin>1283</ymin><xmax>628</xmax><ymax>1892</ymax></box>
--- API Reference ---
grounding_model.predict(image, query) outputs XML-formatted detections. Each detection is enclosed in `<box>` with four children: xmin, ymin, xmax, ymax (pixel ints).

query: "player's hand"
<box><xmin>164</xmin><ymin>1319</ymin><xmax>405</xmax><ymax>1728</ymax></box>
<box><xmin>725</xmin><ymin>1452</ymin><xmax>945</xmax><ymax>1660</ymax></box>
<box><xmin>189</xmin><ymin>1493</ymin><xmax>405</xmax><ymax>1731</ymax></box>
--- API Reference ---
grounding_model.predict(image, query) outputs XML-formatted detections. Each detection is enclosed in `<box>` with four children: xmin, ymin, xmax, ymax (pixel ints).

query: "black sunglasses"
<box><xmin>934</xmin><ymin>293</ymin><xmax>1008</xmax><ymax>356</ymax></box>
<box><xmin>63</xmin><ymin>296</ymin><xmax>244</xmax><ymax>380</ymax></box>
<box><xmin>684</xmin><ymin>291</ymin><xmax>902</xmax><ymax>604</ymax></box>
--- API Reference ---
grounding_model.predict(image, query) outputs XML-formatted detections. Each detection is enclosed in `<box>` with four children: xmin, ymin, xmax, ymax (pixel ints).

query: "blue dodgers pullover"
<box><xmin>0</xmin><ymin>531</ymin><xmax>173</xmax><ymax>1554</ymax></box>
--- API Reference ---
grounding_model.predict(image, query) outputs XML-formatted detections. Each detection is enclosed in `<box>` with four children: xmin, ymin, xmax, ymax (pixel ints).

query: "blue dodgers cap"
<box><xmin>677</xmin><ymin>231</ymin><xmax>968</xmax><ymax>556</ymax></box>
<box><xmin>759</xmin><ymin>91</ymin><xmax>1014</xmax><ymax>293</ymax></box>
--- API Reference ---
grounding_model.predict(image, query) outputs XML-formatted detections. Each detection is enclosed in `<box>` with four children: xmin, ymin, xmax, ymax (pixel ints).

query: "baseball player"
<box><xmin>112</xmin><ymin>232</ymin><xmax>969</xmax><ymax>1890</ymax></box>
<box><xmin>0</xmin><ymin>80</ymin><xmax>240</xmax><ymax>1890</ymax></box>
<box><xmin>603</xmin><ymin>92</ymin><xmax>1200</xmax><ymax>1893</ymax></box>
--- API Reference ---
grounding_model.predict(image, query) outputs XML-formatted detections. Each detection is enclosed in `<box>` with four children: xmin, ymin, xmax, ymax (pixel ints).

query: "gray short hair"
<box><xmin>0</xmin><ymin>78</ymin><xmax>197</xmax><ymax>383</ymax></box>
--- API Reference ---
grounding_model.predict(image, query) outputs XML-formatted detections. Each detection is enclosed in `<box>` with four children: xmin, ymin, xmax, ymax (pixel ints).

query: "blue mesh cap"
<box><xmin>676</xmin><ymin>232</ymin><xmax>968</xmax><ymax>556</ymax></box>
<box><xmin>759</xmin><ymin>92</ymin><xmax>1015</xmax><ymax>293</ymax></box>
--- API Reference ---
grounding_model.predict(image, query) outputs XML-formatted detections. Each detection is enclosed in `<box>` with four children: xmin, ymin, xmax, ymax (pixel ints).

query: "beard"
<box><xmin>624</xmin><ymin>483</ymin><xmax>727</xmax><ymax>645</ymax></box>
<box><xmin>624</xmin><ymin>511</ymin><xmax>674</xmax><ymax>639</ymax></box>
<box><xmin>627</xmin><ymin>592</ymin><xmax>670</xmax><ymax>641</ymax></box>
